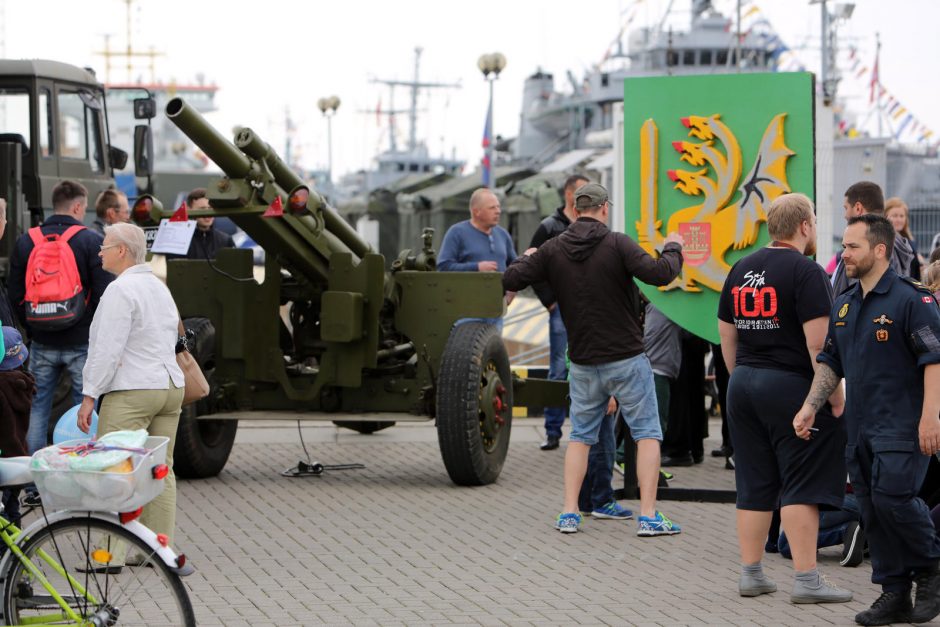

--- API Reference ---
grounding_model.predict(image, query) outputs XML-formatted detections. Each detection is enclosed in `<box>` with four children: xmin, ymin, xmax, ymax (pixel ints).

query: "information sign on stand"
<box><xmin>150</xmin><ymin>219</ymin><xmax>196</xmax><ymax>255</ymax></box>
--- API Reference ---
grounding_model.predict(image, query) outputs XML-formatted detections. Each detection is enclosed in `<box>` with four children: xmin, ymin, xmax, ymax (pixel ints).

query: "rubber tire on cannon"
<box><xmin>174</xmin><ymin>317</ymin><xmax>237</xmax><ymax>479</ymax></box>
<box><xmin>436</xmin><ymin>322</ymin><xmax>513</xmax><ymax>486</ymax></box>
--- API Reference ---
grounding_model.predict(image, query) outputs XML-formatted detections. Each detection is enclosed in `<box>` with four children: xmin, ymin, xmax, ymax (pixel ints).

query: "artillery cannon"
<box><xmin>144</xmin><ymin>98</ymin><xmax>564</xmax><ymax>486</ymax></box>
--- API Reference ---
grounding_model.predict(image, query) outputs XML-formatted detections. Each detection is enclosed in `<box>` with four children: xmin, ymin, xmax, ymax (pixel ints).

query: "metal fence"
<box><xmin>889</xmin><ymin>151</ymin><xmax>940</xmax><ymax>252</ymax></box>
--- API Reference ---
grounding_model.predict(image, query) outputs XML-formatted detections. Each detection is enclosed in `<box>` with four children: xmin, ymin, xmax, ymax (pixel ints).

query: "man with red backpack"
<box><xmin>7</xmin><ymin>180</ymin><xmax>113</xmax><ymax>467</ymax></box>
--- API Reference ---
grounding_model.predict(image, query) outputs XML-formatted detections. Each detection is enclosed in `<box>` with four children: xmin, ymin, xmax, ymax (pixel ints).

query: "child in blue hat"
<box><xmin>0</xmin><ymin>327</ymin><xmax>34</xmax><ymax>526</ymax></box>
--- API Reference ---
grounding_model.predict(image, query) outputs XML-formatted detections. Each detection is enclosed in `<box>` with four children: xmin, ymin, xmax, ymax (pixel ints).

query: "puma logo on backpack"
<box><xmin>23</xmin><ymin>225</ymin><xmax>88</xmax><ymax>330</ymax></box>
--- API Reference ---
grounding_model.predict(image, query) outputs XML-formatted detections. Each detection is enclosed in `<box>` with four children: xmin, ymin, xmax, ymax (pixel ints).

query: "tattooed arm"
<box><xmin>793</xmin><ymin>362</ymin><xmax>841</xmax><ymax>440</ymax></box>
<box><xmin>803</xmin><ymin>316</ymin><xmax>845</xmax><ymax>417</ymax></box>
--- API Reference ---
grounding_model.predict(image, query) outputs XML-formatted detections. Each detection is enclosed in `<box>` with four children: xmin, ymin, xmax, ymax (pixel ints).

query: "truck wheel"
<box><xmin>174</xmin><ymin>317</ymin><xmax>237</xmax><ymax>479</ymax></box>
<box><xmin>436</xmin><ymin>322</ymin><xmax>512</xmax><ymax>486</ymax></box>
<box><xmin>332</xmin><ymin>421</ymin><xmax>396</xmax><ymax>434</ymax></box>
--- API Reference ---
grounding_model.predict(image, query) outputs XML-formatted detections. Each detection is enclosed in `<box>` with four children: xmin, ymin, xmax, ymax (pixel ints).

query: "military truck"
<box><xmin>142</xmin><ymin>98</ymin><xmax>565</xmax><ymax>486</ymax></box>
<box><xmin>0</xmin><ymin>59</ymin><xmax>153</xmax><ymax>266</ymax></box>
<box><xmin>0</xmin><ymin>59</ymin><xmax>154</xmax><ymax>429</ymax></box>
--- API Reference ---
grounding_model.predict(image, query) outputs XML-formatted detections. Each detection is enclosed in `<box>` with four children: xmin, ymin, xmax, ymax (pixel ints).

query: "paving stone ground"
<box><xmin>145</xmin><ymin>418</ymin><xmax>887</xmax><ymax>625</ymax></box>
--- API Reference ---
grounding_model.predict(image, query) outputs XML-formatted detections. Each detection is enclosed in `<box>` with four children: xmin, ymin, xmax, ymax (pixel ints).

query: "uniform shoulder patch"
<box><xmin>899</xmin><ymin>276</ymin><xmax>940</xmax><ymax>306</ymax></box>
<box><xmin>900</xmin><ymin>275</ymin><xmax>934</xmax><ymax>295</ymax></box>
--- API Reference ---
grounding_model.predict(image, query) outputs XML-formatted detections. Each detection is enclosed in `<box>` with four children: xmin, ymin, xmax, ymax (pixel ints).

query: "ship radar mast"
<box><xmin>95</xmin><ymin>0</ymin><xmax>163</xmax><ymax>84</ymax></box>
<box><xmin>371</xmin><ymin>47</ymin><xmax>461</xmax><ymax>154</ymax></box>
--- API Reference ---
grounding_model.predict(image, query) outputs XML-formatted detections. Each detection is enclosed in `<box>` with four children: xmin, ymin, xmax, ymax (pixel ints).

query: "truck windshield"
<box><xmin>58</xmin><ymin>89</ymin><xmax>104</xmax><ymax>172</ymax></box>
<box><xmin>0</xmin><ymin>88</ymin><xmax>31</xmax><ymax>152</ymax></box>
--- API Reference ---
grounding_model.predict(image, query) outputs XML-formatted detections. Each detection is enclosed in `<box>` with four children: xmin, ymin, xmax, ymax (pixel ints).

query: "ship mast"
<box><xmin>95</xmin><ymin>0</ymin><xmax>162</xmax><ymax>84</ymax></box>
<box><xmin>372</xmin><ymin>47</ymin><xmax>460</xmax><ymax>154</ymax></box>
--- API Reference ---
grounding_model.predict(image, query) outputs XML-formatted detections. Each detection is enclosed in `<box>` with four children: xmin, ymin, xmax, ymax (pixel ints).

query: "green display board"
<box><xmin>623</xmin><ymin>72</ymin><xmax>815</xmax><ymax>344</ymax></box>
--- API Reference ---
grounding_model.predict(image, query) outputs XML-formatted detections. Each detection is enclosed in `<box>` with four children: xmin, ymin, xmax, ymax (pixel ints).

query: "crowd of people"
<box><xmin>441</xmin><ymin>174</ymin><xmax>940</xmax><ymax>625</ymax></box>
<box><xmin>3</xmin><ymin>172</ymin><xmax>940</xmax><ymax>623</ymax></box>
<box><xmin>0</xmin><ymin>181</ymin><xmax>237</xmax><ymax>552</ymax></box>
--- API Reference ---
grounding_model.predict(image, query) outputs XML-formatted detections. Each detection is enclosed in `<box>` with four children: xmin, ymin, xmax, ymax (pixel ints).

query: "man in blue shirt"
<box><xmin>437</xmin><ymin>188</ymin><xmax>517</xmax><ymax>328</ymax></box>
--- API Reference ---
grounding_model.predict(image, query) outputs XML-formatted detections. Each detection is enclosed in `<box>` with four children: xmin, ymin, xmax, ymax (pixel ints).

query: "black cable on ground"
<box><xmin>280</xmin><ymin>420</ymin><xmax>365</xmax><ymax>478</ymax></box>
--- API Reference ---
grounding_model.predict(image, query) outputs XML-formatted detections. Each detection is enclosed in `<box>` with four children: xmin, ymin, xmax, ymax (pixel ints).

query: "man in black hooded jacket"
<box><xmin>503</xmin><ymin>183</ymin><xmax>685</xmax><ymax>536</ymax></box>
<box><xmin>528</xmin><ymin>174</ymin><xmax>588</xmax><ymax>451</ymax></box>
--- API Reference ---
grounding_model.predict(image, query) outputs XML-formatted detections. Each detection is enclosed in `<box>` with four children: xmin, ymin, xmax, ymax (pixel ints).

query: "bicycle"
<box><xmin>0</xmin><ymin>437</ymin><xmax>195</xmax><ymax>626</ymax></box>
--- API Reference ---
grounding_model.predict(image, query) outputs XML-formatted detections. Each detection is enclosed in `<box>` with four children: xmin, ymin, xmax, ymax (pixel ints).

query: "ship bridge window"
<box><xmin>0</xmin><ymin>88</ymin><xmax>31</xmax><ymax>153</ymax></box>
<box><xmin>683</xmin><ymin>50</ymin><xmax>695</xmax><ymax>66</ymax></box>
<box><xmin>601</xmin><ymin>73</ymin><xmax>609</xmax><ymax>88</ymax></box>
<box><xmin>666</xmin><ymin>50</ymin><xmax>679</xmax><ymax>67</ymax></box>
<box><xmin>58</xmin><ymin>89</ymin><xmax>105</xmax><ymax>173</ymax></box>
<box><xmin>701</xmin><ymin>50</ymin><xmax>713</xmax><ymax>65</ymax></box>
<box><xmin>184</xmin><ymin>91</ymin><xmax>213</xmax><ymax>105</ymax></box>
<box><xmin>717</xmin><ymin>50</ymin><xmax>728</xmax><ymax>66</ymax></box>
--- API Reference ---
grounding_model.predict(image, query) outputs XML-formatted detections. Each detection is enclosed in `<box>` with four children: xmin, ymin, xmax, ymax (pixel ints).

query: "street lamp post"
<box><xmin>477</xmin><ymin>52</ymin><xmax>506</xmax><ymax>189</ymax></box>
<box><xmin>317</xmin><ymin>95</ymin><xmax>341</xmax><ymax>183</ymax></box>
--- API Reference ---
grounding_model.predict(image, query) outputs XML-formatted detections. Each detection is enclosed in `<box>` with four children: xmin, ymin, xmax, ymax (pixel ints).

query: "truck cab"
<box><xmin>0</xmin><ymin>59</ymin><xmax>136</xmax><ymax>270</ymax></box>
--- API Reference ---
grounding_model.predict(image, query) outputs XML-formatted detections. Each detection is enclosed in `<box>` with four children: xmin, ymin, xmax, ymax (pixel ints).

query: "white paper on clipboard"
<box><xmin>150</xmin><ymin>219</ymin><xmax>196</xmax><ymax>255</ymax></box>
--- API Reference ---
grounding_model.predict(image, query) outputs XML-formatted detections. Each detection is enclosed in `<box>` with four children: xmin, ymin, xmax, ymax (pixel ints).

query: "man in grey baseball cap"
<box><xmin>504</xmin><ymin>182</ymin><xmax>686</xmax><ymax>536</ymax></box>
<box><xmin>574</xmin><ymin>183</ymin><xmax>610</xmax><ymax>210</ymax></box>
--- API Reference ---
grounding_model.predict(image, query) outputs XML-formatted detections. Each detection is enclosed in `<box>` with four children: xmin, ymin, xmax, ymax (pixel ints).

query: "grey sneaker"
<box><xmin>739</xmin><ymin>572</ymin><xmax>777</xmax><ymax>597</ymax></box>
<box><xmin>790</xmin><ymin>573</ymin><xmax>853</xmax><ymax>604</ymax></box>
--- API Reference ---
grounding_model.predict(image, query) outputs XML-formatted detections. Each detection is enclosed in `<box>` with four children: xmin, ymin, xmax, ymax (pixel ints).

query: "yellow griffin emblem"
<box><xmin>636</xmin><ymin>113</ymin><xmax>794</xmax><ymax>292</ymax></box>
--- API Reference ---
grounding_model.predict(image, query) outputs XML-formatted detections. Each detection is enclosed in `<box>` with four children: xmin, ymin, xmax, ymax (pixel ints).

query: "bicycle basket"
<box><xmin>31</xmin><ymin>436</ymin><xmax>169</xmax><ymax>512</ymax></box>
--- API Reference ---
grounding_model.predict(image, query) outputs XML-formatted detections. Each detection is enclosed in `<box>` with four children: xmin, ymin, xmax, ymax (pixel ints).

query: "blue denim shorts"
<box><xmin>568</xmin><ymin>354</ymin><xmax>662</xmax><ymax>445</ymax></box>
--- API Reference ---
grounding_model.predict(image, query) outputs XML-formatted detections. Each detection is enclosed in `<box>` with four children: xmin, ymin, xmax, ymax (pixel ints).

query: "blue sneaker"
<box><xmin>554</xmin><ymin>512</ymin><xmax>582</xmax><ymax>533</ymax></box>
<box><xmin>591</xmin><ymin>501</ymin><xmax>634</xmax><ymax>520</ymax></box>
<box><xmin>637</xmin><ymin>511</ymin><xmax>681</xmax><ymax>536</ymax></box>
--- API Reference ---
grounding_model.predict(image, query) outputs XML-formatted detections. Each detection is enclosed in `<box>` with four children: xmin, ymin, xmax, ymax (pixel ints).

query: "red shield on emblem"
<box><xmin>678</xmin><ymin>222</ymin><xmax>712</xmax><ymax>267</ymax></box>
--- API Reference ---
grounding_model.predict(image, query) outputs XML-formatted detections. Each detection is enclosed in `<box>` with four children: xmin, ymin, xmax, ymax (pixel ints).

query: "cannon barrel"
<box><xmin>234</xmin><ymin>127</ymin><xmax>372</xmax><ymax>259</ymax></box>
<box><xmin>165</xmin><ymin>98</ymin><xmax>251</xmax><ymax>179</ymax></box>
<box><xmin>164</xmin><ymin>97</ymin><xmax>379</xmax><ymax>286</ymax></box>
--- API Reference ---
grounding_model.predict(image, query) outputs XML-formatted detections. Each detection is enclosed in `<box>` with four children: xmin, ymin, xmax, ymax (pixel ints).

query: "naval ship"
<box><xmin>105</xmin><ymin>76</ymin><xmax>220</xmax><ymax>210</ymax></box>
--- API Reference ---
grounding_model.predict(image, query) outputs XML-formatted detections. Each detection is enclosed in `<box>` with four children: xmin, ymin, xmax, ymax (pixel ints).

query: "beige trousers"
<box><xmin>98</xmin><ymin>382</ymin><xmax>183</xmax><ymax>544</ymax></box>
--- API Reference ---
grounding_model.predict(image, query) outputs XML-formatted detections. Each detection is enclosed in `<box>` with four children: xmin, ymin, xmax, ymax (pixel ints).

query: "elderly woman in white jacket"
<box><xmin>77</xmin><ymin>222</ymin><xmax>184</xmax><ymax>543</ymax></box>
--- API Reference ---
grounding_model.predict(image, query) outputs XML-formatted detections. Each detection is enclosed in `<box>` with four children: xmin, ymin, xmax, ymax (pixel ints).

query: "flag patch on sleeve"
<box><xmin>912</xmin><ymin>325</ymin><xmax>940</xmax><ymax>354</ymax></box>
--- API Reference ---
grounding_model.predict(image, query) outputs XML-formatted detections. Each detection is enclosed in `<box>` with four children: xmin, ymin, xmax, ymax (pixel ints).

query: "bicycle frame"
<box><xmin>0</xmin><ymin>515</ymin><xmax>87</xmax><ymax>625</ymax></box>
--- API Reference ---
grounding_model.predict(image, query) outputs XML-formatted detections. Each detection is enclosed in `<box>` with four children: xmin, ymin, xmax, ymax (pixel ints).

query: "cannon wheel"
<box><xmin>436</xmin><ymin>322</ymin><xmax>512</xmax><ymax>486</ymax></box>
<box><xmin>332</xmin><ymin>421</ymin><xmax>397</xmax><ymax>434</ymax></box>
<box><xmin>174</xmin><ymin>317</ymin><xmax>237</xmax><ymax>479</ymax></box>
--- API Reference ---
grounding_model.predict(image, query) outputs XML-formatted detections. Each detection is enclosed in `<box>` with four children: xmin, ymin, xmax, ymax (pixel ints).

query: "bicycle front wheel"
<box><xmin>3</xmin><ymin>516</ymin><xmax>195</xmax><ymax>626</ymax></box>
